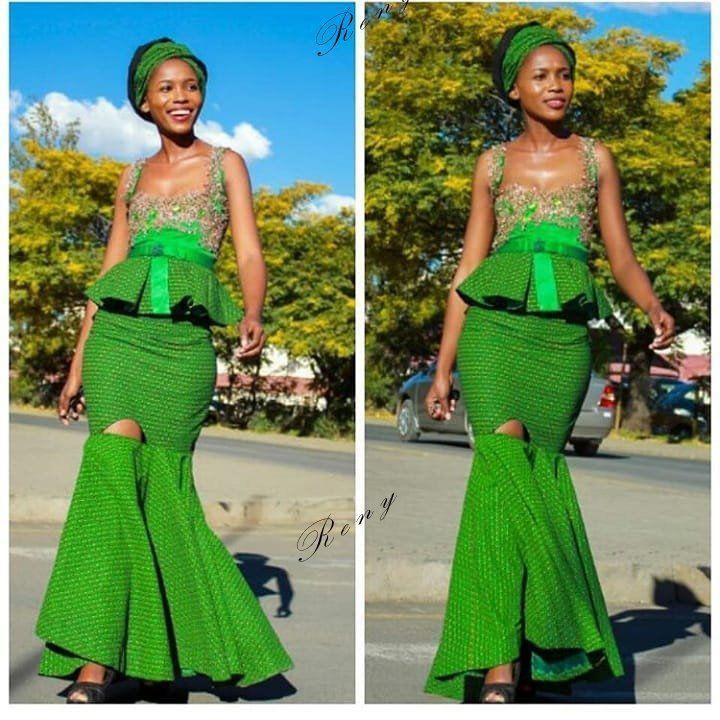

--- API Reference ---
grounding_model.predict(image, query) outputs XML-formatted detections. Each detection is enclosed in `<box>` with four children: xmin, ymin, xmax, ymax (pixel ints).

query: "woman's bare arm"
<box><xmin>595</xmin><ymin>141</ymin><xmax>675</xmax><ymax>348</ymax></box>
<box><xmin>434</xmin><ymin>150</ymin><xmax>496</xmax><ymax>376</ymax></box>
<box><xmin>426</xmin><ymin>149</ymin><xmax>496</xmax><ymax>419</ymax></box>
<box><xmin>59</xmin><ymin>164</ymin><xmax>133</xmax><ymax>423</ymax></box>
<box><xmin>223</xmin><ymin>149</ymin><xmax>267</xmax><ymax>357</ymax></box>
<box><xmin>71</xmin><ymin>165</ymin><xmax>133</xmax><ymax>372</ymax></box>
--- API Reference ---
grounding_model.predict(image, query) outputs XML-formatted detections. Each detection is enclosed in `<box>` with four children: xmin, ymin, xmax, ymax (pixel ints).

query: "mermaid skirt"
<box><xmin>424</xmin><ymin>306</ymin><xmax>624</xmax><ymax>701</ymax></box>
<box><xmin>35</xmin><ymin>309</ymin><xmax>293</xmax><ymax>684</ymax></box>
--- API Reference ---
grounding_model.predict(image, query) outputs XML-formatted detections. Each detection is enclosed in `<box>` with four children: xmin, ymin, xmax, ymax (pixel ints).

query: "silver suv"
<box><xmin>396</xmin><ymin>364</ymin><xmax>616</xmax><ymax>456</ymax></box>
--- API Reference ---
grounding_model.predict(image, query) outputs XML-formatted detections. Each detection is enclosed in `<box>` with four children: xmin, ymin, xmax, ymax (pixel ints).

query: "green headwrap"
<box><xmin>129</xmin><ymin>38</ymin><xmax>207</xmax><ymax>116</ymax></box>
<box><xmin>501</xmin><ymin>24</ymin><xmax>575</xmax><ymax>94</ymax></box>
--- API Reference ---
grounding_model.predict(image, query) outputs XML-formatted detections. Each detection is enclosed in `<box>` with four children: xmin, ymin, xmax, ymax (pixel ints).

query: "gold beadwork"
<box><xmin>124</xmin><ymin>146</ymin><xmax>230</xmax><ymax>255</ymax></box>
<box><xmin>489</xmin><ymin>136</ymin><xmax>599</xmax><ymax>252</ymax></box>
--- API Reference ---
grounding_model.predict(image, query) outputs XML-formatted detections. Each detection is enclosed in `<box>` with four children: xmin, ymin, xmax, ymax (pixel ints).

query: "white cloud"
<box><xmin>583</xmin><ymin>2</ymin><xmax>709</xmax><ymax>15</ymax></box>
<box><xmin>194</xmin><ymin>119</ymin><xmax>271</xmax><ymax>162</ymax></box>
<box><xmin>10</xmin><ymin>90</ymin><xmax>272</xmax><ymax>163</ymax></box>
<box><xmin>9</xmin><ymin>89</ymin><xmax>23</xmax><ymax>114</ymax></box>
<box><xmin>301</xmin><ymin>193</ymin><xmax>355</xmax><ymax>215</ymax></box>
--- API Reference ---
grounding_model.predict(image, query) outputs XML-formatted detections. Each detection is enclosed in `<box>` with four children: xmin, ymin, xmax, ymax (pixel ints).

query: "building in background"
<box><xmin>215</xmin><ymin>346</ymin><xmax>323</xmax><ymax>409</ymax></box>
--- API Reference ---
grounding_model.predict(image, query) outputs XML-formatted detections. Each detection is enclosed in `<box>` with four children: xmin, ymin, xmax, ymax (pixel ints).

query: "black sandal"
<box><xmin>66</xmin><ymin>666</ymin><xmax>116</xmax><ymax>703</ymax></box>
<box><xmin>480</xmin><ymin>661</ymin><xmax>520</xmax><ymax>703</ymax></box>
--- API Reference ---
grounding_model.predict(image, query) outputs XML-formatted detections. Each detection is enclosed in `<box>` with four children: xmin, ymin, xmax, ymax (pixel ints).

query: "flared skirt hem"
<box><xmin>423</xmin><ymin>432</ymin><xmax>624</xmax><ymax>702</ymax></box>
<box><xmin>35</xmin><ymin>433</ymin><xmax>293</xmax><ymax>687</ymax></box>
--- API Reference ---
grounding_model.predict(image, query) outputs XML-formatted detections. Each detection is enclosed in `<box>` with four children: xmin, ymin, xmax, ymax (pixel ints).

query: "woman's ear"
<box><xmin>508</xmin><ymin>84</ymin><xmax>519</xmax><ymax>102</ymax></box>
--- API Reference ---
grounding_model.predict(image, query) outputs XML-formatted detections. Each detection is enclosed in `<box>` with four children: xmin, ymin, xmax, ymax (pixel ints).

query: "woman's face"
<box><xmin>508</xmin><ymin>45</ymin><xmax>574</xmax><ymax>120</ymax></box>
<box><xmin>140</xmin><ymin>58</ymin><xmax>204</xmax><ymax>131</ymax></box>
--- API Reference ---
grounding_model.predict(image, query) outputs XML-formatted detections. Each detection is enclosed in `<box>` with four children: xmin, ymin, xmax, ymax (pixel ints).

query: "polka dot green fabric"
<box><xmin>35</xmin><ymin>309</ymin><xmax>293</xmax><ymax>683</ymax></box>
<box><xmin>423</xmin><ymin>306</ymin><xmax>625</xmax><ymax>701</ymax></box>
<box><xmin>85</xmin><ymin>256</ymin><xmax>242</xmax><ymax>328</ymax></box>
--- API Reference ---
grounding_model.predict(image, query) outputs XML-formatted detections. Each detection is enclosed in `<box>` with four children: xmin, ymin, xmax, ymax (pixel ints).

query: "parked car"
<box><xmin>396</xmin><ymin>364</ymin><xmax>616</xmax><ymax>456</ymax></box>
<box><xmin>204</xmin><ymin>393</ymin><xmax>225</xmax><ymax>425</ymax></box>
<box><xmin>647</xmin><ymin>376</ymin><xmax>687</xmax><ymax>409</ymax></box>
<box><xmin>650</xmin><ymin>381</ymin><xmax>710</xmax><ymax>442</ymax></box>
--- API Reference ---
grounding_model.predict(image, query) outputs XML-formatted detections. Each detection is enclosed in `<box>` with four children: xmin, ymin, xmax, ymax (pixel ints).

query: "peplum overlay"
<box><xmin>456</xmin><ymin>250</ymin><xmax>613</xmax><ymax>322</ymax></box>
<box><xmin>85</xmin><ymin>256</ymin><xmax>242</xmax><ymax>327</ymax></box>
<box><xmin>85</xmin><ymin>144</ymin><xmax>242</xmax><ymax>326</ymax></box>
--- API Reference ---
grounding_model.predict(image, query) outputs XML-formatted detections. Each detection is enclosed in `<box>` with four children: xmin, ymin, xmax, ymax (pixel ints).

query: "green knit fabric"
<box><xmin>35</xmin><ymin>309</ymin><xmax>293</xmax><ymax>684</ymax></box>
<box><xmin>456</xmin><ymin>249</ymin><xmax>612</xmax><ymax>322</ymax></box>
<box><xmin>85</xmin><ymin>256</ymin><xmax>242</xmax><ymax>327</ymax></box>
<box><xmin>424</xmin><ymin>306</ymin><xmax>624</xmax><ymax>702</ymax></box>
<box><xmin>502</xmin><ymin>25</ymin><xmax>575</xmax><ymax>93</ymax></box>
<box><xmin>133</xmin><ymin>40</ymin><xmax>206</xmax><ymax>108</ymax></box>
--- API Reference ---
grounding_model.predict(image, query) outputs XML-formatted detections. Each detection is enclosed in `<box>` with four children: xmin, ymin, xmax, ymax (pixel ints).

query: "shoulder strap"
<box><xmin>123</xmin><ymin>158</ymin><xmax>145</xmax><ymax>203</ymax></box>
<box><xmin>581</xmin><ymin>136</ymin><xmax>599</xmax><ymax>191</ymax></box>
<box><xmin>489</xmin><ymin>142</ymin><xmax>507</xmax><ymax>197</ymax></box>
<box><xmin>208</xmin><ymin>146</ymin><xmax>229</xmax><ymax>213</ymax></box>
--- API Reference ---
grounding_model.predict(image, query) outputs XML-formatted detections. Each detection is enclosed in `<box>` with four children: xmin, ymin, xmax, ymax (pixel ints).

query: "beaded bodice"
<box><xmin>124</xmin><ymin>145</ymin><xmax>230</xmax><ymax>255</ymax></box>
<box><xmin>489</xmin><ymin>135</ymin><xmax>599</xmax><ymax>252</ymax></box>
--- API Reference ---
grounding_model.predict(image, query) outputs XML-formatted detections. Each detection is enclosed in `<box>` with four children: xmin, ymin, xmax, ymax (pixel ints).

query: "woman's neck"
<box><xmin>517</xmin><ymin>116</ymin><xmax>572</xmax><ymax>150</ymax></box>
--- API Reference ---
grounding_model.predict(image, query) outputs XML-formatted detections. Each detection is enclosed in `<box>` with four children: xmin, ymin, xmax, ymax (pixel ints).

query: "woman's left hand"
<box><xmin>237</xmin><ymin>316</ymin><xmax>266</xmax><ymax>359</ymax></box>
<box><xmin>647</xmin><ymin>303</ymin><xmax>676</xmax><ymax>350</ymax></box>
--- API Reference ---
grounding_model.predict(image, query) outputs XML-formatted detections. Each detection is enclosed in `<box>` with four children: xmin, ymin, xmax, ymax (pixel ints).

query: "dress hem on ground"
<box><xmin>423</xmin><ymin>427</ymin><xmax>625</xmax><ymax>703</ymax></box>
<box><xmin>35</xmin><ymin>432</ymin><xmax>293</xmax><ymax>688</ymax></box>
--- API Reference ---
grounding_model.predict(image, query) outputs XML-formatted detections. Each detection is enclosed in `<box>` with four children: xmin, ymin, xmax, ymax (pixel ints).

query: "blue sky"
<box><xmin>10</xmin><ymin>2</ymin><xmax>356</xmax><ymax>204</ymax></box>
<box><xmin>9</xmin><ymin>1</ymin><xmax>711</xmax><ymax>202</ymax></box>
<box><xmin>543</xmin><ymin>2</ymin><xmax>710</xmax><ymax>99</ymax></box>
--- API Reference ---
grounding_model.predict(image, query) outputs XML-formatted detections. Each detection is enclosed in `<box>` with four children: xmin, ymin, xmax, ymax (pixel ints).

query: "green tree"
<box><xmin>366</xmin><ymin>3</ymin><xmax>709</xmax><ymax>431</ymax></box>
<box><xmin>215</xmin><ymin>185</ymin><xmax>355</xmax><ymax>424</ymax></box>
<box><xmin>10</xmin><ymin>103</ymin><xmax>120</xmax><ymax>399</ymax></box>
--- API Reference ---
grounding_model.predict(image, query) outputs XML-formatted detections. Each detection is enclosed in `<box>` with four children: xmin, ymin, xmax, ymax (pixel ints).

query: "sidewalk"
<box><xmin>10</xmin><ymin>411</ymin><xmax>354</xmax><ymax>529</ymax></box>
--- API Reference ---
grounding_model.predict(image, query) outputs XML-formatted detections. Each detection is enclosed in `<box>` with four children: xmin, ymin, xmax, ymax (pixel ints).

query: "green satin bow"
<box><xmin>128</xmin><ymin>226</ymin><xmax>216</xmax><ymax>314</ymax></box>
<box><xmin>495</xmin><ymin>220</ymin><xmax>588</xmax><ymax>312</ymax></box>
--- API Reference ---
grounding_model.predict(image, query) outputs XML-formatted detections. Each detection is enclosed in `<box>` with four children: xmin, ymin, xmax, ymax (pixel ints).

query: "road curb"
<box><xmin>10</xmin><ymin>495</ymin><xmax>354</xmax><ymax>529</ymax></box>
<box><xmin>366</xmin><ymin>558</ymin><xmax>710</xmax><ymax>607</ymax></box>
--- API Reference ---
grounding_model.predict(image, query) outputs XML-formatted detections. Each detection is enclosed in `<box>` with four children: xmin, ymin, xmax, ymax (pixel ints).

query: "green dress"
<box><xmin>35</xmin><ymin>145</ymin><xmax>294</xmax><ymax>686</ymax></box>
<box><xmin>424</xmin><ymin>136</ymin><xmax>625</xmax><ymax>702</ymax></box>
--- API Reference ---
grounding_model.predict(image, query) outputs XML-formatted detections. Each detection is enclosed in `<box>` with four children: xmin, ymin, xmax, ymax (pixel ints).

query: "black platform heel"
<box><xmin>480</xmin><ymin>661</ymin><xmax>521</xmax><ymax>703</ymax></box>
<box><xmin>66</xmin><ymin>666</ymin><xmax>116</xmax><ymax>703</ymax></box>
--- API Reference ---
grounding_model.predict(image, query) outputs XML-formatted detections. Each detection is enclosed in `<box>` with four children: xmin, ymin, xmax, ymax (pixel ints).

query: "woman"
<box><xmin>35</xmin><ymin>37</ymin><xmax>293</xmax><ymax>703</ymax></box>
<box><xmin>423</xmin><ymin>22</ymin><xmax>675</xmax><ymax>703</ymax></box>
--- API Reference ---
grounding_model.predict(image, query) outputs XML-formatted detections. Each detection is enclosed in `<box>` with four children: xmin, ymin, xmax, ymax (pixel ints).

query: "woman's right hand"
<box><xmin>58</xmin><ymin>369</ymin><xmax>85</xmax><ymax>426</ymax></box>
<box><xmin>425</xmin><ymin>371</ymin><xmax>455</xmax><ymax>421</ymax></box>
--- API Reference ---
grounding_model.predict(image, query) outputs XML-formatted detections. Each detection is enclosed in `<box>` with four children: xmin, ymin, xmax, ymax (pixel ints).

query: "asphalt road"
<box><xmin>366</xmin><ymin>602</ymin><xmax>710</xmax><ymax>703</ymax></box>
<box><xmin>366</xmin><ymin>422</ymin><xmax>710</xmax><ymax>493</ymax></box>
<box><xmin>11</xmin><ymin>412</ymin><xmax>353</xmax><ymax>477</ymax></box>
<box><xmin>364</xmin><ymin>420</ymin><xmax>710</xmax><ymax>604</ymax></box>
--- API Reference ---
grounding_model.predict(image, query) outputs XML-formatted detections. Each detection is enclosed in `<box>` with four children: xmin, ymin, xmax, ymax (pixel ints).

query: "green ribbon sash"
<box><xmin>495</xmin><ymin>220</ymin><xmax>588</xmax><ymax>312</ymax></box>
<box><xmin>128</xmin><ymin>226</ymin><xmax>216</xmax><ymax>314</ymax></box>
